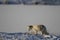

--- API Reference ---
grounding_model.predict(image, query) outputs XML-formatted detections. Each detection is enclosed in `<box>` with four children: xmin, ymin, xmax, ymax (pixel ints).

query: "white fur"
<box><xmin>43</xmin><ymin>35</ymin><xmax>51</xmax><ymax>37</ymax></box>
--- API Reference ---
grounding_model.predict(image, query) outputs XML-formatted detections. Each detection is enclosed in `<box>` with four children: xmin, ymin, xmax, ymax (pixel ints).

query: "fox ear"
<box><xmin>38</xmin><ymin>25</ymin><xmax>46</xmax><ymax>31</ymax></box>
<box><xmin>27</xmin><ymin>25</ymin><xmax>33</xmax><ymax>31</ymax></box>
<box><xmin>29</xmin><ymin>25</ymin><xmax>33</xmax><ymax>29</ymax></box>
<box><xmin>40</xmin><ymin>25</ymin><xmax>46</xmax><ymax>29</ymax></box>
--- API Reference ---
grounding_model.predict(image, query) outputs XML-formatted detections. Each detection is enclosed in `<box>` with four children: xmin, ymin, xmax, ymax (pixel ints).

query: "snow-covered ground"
<box><xmin>0</xmin><ymin>32</ymin><xmax>60</xmax><ymax>40</ymax></box>
<box><xmin>0</xmin><ymin>0</ymin><xmax>60</xmax><ymax>5</ymax></box>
